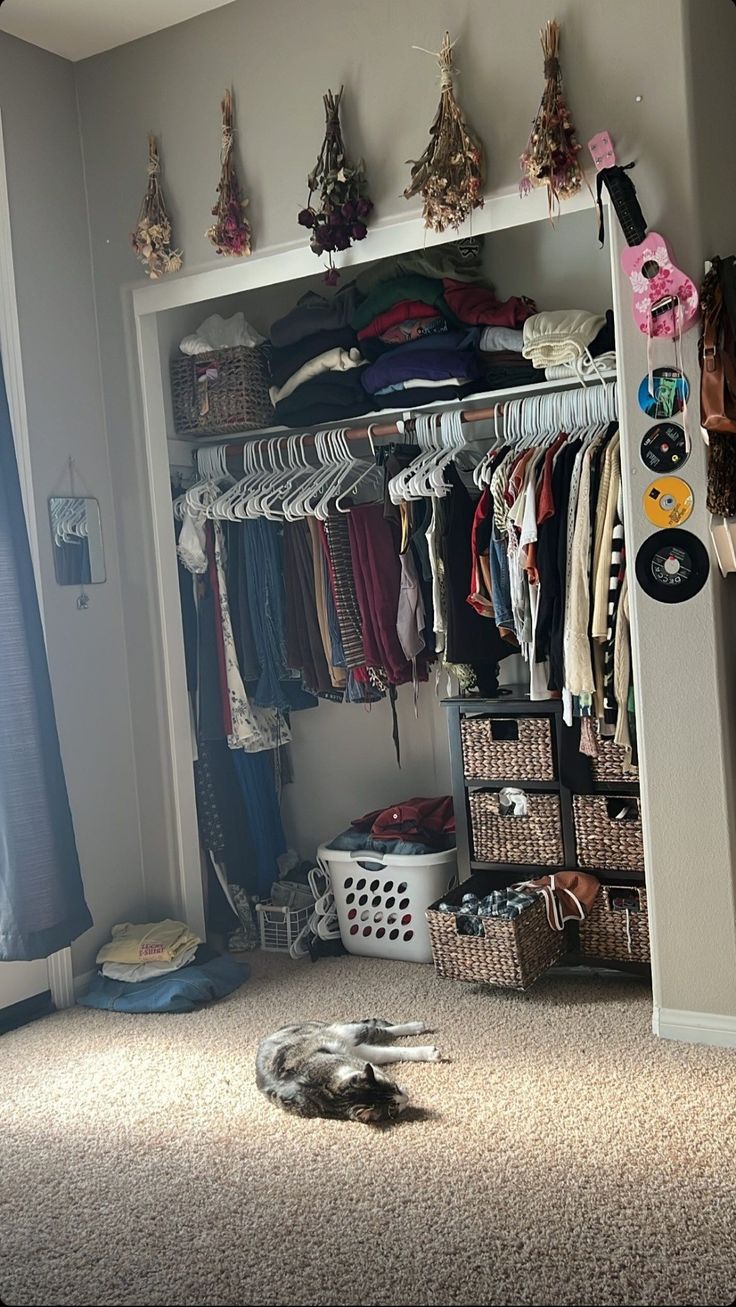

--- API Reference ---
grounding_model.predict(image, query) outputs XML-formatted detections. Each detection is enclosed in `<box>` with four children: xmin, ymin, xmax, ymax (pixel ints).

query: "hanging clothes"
<box><xmin>282</xmin><ymin>520</ymin><xmax>337</xmax><ymax>699</ymax></box>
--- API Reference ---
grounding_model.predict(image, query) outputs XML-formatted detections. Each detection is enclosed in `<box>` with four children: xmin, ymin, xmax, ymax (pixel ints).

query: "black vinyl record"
<box><xmin>635</xmin><ymin>529</ymin><xmax>709</xmax><ymax>604</ymax></box>
<box><xmin>640</xmin><ymin>422</ymin><xmax>689</xmax><ymax>473</ymax></box>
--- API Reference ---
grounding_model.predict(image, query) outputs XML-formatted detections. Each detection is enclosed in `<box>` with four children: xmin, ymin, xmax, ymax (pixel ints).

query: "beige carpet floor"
<box><xmin>0</xmin><ymin>951</ymin><xmax>734</xmax><ymax>1307</ymax></box>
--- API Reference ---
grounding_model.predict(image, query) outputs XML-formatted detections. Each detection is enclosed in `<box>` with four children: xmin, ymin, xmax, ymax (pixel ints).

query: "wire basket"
<box><xmin>170</xmin><ymin>345</ymin><xmax>275</xmax><ymax>437</ymax></box>
<box><xmin>256</xmin><ymin>901</ymin><xmax>312</xmax><ymax>953</ymax></box>
<box><xmin>461</xmin><ymin>715</ymin><xmax>555</xmax><ymax>781</ymax></box>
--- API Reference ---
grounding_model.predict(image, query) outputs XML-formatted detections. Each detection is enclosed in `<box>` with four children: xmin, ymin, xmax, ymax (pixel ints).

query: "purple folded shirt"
<box><xmin>362</xmin><ymin>347</ymin><xmax>481</xmax><ymax>395</ymax></box>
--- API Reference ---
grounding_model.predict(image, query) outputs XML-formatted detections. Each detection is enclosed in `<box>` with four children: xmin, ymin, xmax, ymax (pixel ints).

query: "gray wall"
<box><xmin>0</xmin><ymin>32</ymin><xmax>145</xmax><ymax>973</ymax></box>
<box><xmin>7</xmin><ymin>0</ymin><xmax>730</xmax><ymax>1013</ymax></box>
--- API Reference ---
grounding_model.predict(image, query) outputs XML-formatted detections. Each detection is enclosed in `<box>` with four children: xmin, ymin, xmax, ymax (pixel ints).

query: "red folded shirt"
<box><xmin>442</xmin><ymin>279</ymin><xmax>537</xmax><ymax>328</ymax></box>
<box><xmin>357</xmin><ymin>300</ymin><xmax>440</xmax><ymax>341</ymax></box>
<box><xmin>351</xmin><ymin>796</ymin><xmax>455</xmax><ymax>844</ymax></box>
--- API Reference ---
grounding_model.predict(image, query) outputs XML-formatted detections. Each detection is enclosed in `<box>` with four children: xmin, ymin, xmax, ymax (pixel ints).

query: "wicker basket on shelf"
<box><xmin>590</xmin><ymin>730</ymin><xmax>639</xmax><ymax>784</ymax></box>
<box><xmin>426</xmin><ymin>893</ymin><xmax>565</xmax><ymax>990</ymax></box>
<box><xmin>573</xmin><ymin>794</ymin><xmax>645</xmax><ymax>872</ymax></box>
<box><xmin>170</xmin><ymin>345</ymin><xmax>274</xmax><ymax>437</ymax></box>
<box><xmin>461</xmin><ymin>715</ymin><xmax>555</xmax><ymax>780</ymax></box>
<box><xmin>468</xmin><ymin>791</ymin><xmax>564</xmax><ymax>865</ymax></box>
<box><xmin>579</xmin><ymin>884</ymin><xmax>650</xmax><ymax>964</ymax></box>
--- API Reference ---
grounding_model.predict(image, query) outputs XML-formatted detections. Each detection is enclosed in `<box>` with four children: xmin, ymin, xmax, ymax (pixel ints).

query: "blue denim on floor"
<box><xmin>490</xmin><ymin>527</ymin><xmax>514</xmax><ymax>633</ymax></box>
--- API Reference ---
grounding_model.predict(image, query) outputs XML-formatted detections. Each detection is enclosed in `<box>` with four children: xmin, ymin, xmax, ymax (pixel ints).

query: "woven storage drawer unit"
<box><xmin>590</xmin><ymin>732</ymin><xmax>639</xmax><ymax>784</ymax></box>
<box><xmin>579</xmin><ymin>884</ymin><xmax>650</xmax><ymax>964</ymax></box>
<box><xmin>170</xmin><ymin>345</ymin><xmax>275</xmax><ymax>437</ymax></box>
<box><xmin>573</xmin><ymin>794</ymin><xmax>645</xmax><ymax>872</ymax></box>
<box><xmin>461</xmin><ymin>714</ymin><xmax>555</xmax><ymax>781</ymax></box>
<box><xmin>426</xmin><ymin>892</ymin><xmax>565</xmax><ymax>990</ymax></box>
<box><xmin>469</xmin><ymin>791</ymin><xmax>564</xmax><ymax>865</ymax></box>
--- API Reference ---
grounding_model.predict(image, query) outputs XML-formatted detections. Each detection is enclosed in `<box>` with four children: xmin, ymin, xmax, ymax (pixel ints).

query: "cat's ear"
<box><xmin>364</xmin><ymin>1062</ymin><xmax>376</xmax><ymax>1083</ymax></box>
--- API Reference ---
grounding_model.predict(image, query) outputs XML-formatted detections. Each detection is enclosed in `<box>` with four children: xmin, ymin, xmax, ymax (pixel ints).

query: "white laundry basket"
<box><xmin>317</xmin><ymin>844</ymin><xmax>457</xmax><ymax>963</ymax></box>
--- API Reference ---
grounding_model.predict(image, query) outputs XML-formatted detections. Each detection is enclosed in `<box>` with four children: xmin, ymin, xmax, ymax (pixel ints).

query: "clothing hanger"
<box><xmin>334</xmin><ymin>426</ymin><xmax>382</xmax><ymax>513</ymax></box>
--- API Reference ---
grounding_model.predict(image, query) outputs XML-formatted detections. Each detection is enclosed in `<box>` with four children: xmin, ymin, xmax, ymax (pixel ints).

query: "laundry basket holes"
<box><xmin>384</xmin><ymin>881</ymin><xmax>394</xmax><ymax>892</ymax></box>
<box><xmin>370</xmin><ymin>879</ymin><xmax>380</xmax><ymax>892</ymax></box>
<box><xmin>385</xmin><ymin>896</ymin><xmax>396</xmax><ymax>909</ymax></box>
<box><xmin>401</xmin><ymin>913</ymin><xmax>412</xmax><ymax>926</ymax></box>
<box><xmin>389</xmin><ymin>929</ymin><xmax>400</xmax><ymax>940</ymax></box>
<box><xmin>345</xmin><ymin>892</ymin><xmax>355</xmax><ymax>904</ymax></box>
<box><xmin>397</xmin><ymin>882</ymin><xmax>408</xmax><ymax>894</ymax></box>
<box><xmin>362</xmin><ymin>926</ymin><xmax>372</xmax><ymax>937</ymax></box>
<box><xmin>360</xmin><ymin>909</ymin><xmax>370</xmax><ymax>922</ymax></box>
<box><xmin>376</xmin><ymin>927</ymin><xmax>386</xmax><ymax>938</ymax></box>
<box><xmin>373</xmin><ymin>911</ymin><xmax>384</xmax><ymax>923</ymax></box>
<box><xmin>387</xmin><ymin>913</ymin><xmax>398</xmax><ymax>925</ymax></box>
<box><xmin>358</xmin><ymin>894</ymin><xmax>368</xmax><ymax>906</ymax></box>
<box><xmin>371</xmin><ymin>895</ymin><xmax>382</xmax><ymax>908</ymax></box>
<box><xmin>349</xmin><ymin>924</ymin><xmax>359</xmax><ymax>935</ymax></box>
<box><xmin>344</xmin><ymin>877</ymin><xmax>354</xmax><ymax>889</ymax></box>
<box><xmin>348</xmin><ymin>908</ymin><xmax>357</xmax><ymax>921</ymax></box>
<box><xmin>399</xmin><ymin>898</ymin><xmax>410</xmax><ymax>910</ymax></box>
<box><xmin>356</xmin><ymin>878</ymin><xmax>366</xmax><ymax>891</ymax></box>
<box><xmin>403</xmin><ymin>930</ymin><xmax>414</xmax><ymax>942</ymax></box>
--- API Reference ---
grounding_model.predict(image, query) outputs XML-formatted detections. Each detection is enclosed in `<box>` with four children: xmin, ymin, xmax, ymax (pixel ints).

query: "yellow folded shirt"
<box><xmin>96</xmin><ymin>919</ymin><xmax>201</xmax><ymax>966</ymax></box>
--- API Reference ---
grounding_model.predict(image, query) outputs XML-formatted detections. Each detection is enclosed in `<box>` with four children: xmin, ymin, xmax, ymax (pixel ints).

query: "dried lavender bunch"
<box><xmin>404</xmin><ymin>32</ymin><xmax>484</xmax><ymax>233</ymax></box>
<box><xmin>520</xmin><ymin>19</ymin><xmax>583</xmax><ymax>214</ymax></box>
<box><xmin>297</xmin><ymin>87</ymin><xmax>373</xmax><ymax>284</ymax></box>
<box><xmin>130</xmin><ymin>135</ymin><xmax>182</xmax><ymax>280</ymax></box>
<box><xmin>207</xmin><ymin>88</ymin><xmax>252</xmax><ymax>257</ymax></box>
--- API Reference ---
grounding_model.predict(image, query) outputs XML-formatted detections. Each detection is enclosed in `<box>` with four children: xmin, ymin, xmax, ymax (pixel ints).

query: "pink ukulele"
<box><xmin>588</xmin><ymin>131</ymin><xmax>699</xmax><ymax>338</ymax></box>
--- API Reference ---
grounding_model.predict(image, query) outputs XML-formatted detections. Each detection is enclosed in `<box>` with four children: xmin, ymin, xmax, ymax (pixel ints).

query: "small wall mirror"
<box><xmin>48</xmin><ymin>496</ymin><xmax>106</xmax><ymax>586</ymax></box>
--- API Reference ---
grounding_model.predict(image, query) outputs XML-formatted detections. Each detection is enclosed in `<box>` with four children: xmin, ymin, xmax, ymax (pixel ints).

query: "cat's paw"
<box><xmin>417</xmin><ymin>1045</ymin><xmax>444</xmax><ymax>1062</ymax></box>
<box><xmin>405</xmin><ymin>1020</ymin><xmax>432</xmax><ymax>1034</ymax></box>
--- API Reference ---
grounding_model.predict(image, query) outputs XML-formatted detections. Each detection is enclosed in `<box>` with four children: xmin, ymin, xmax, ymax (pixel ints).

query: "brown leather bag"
<box><xmin>701</xmin><ymin>274</ymin><xmax>736</xmax><ymax>434</ymax></box>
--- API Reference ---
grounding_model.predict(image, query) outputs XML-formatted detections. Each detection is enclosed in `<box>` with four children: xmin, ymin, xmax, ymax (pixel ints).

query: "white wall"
<box><xmin>0</xmin><ymin>31</ymin><xmax>145</xmax><ymax>974</ymax></box>
<box><xmin>68</xmin><ymin>0</ymin><xmax>736</xmax><ymax>1019</ymax></box>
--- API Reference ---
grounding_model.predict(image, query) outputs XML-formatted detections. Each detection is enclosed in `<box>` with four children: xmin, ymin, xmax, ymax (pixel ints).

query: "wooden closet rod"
<box><xmin>223</xmin><ymin>404</ymin><xmax>500</xmax><ymax>456</ymax></box>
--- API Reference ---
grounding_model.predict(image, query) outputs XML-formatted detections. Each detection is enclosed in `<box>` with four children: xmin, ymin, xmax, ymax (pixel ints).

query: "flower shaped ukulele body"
<box><xmin>621</xmin><ymin>234</ymin><xmax>700</xmax><ymax>338</ymax></box>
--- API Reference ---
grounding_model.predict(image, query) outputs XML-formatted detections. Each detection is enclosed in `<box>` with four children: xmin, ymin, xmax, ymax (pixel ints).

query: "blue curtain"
<box><xmin>0</xmin><ymin>357</ymin><xmax>92</xmax><ymax>960</ymax></box>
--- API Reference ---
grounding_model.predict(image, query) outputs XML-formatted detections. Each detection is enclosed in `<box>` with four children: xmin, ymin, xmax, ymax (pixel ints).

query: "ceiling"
<box><xmin>0</xmin><ymin>0</ymin><xmax>237</xmax><ymax>62</ymax></box>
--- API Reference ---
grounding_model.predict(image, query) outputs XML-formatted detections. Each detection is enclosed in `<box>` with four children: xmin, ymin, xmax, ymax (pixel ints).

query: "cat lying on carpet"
<box><xmin>256</xmin><ymin>1018</ymin><xmax>443</xmax><ymax>1123</ymax></box>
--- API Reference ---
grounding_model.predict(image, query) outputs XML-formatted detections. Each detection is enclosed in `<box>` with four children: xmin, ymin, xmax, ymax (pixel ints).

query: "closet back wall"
<box><xmin>73</xmin><ymin>0</ymin><xmax>736</xmax><ymax>1019</ymax></box>
<box><xmin>0</xmin><ymin>32</ymin><xmax>144</xmax><ymax>975</ymax></box>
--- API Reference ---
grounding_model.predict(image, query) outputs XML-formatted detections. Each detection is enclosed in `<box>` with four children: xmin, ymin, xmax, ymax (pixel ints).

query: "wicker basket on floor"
<box><xmin>590</xmin><ymin>731</ymin><xmax>639</xmax><ymax>784</ymax></box>
<box><xmin>426</xmin><ymin>893</ymin><xmax>565</xmax><ymax>990</ymax></box>
<box><xmin>170</xmin><ymin>345</ymin><xmax>275</xmax><ymax>437</ymax></box>
<box><xmin>573</xmin><ymin>794</ymin><xmax>645</xmax><ymax>872</ymax></box>
<box><xmin>461</xmin><ymin>715</ymin><xmax>555</xmax><ymax>781</ymax></box>
<box><xmin>469</xmin><ymin>791</ymin><xmax>564</xmax><ymax>865</ymax></box>
<box><xmin>579</xmin><ymin>884</ymin><xmax>650</xmax><ymax>964</ymax></box>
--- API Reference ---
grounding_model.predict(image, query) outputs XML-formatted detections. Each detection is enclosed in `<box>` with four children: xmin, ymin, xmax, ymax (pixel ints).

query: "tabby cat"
<box><xmin>256</xmin><ymin>1018</ymin><xmax>442</xmax><ymax>1123</ymax></box>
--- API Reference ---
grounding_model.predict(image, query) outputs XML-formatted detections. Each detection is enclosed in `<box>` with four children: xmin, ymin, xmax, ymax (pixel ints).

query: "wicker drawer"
<box><xmin>573</xmin><ymin>794</ymin><xmax>645</xmax><ymax>872</ymax></box>
<box><xmin>579</xmin><ymin>884</ymin><xmax>650</xmax><ymax>964</ymax></box>
<box><xmin>590</xmin><ymin>730</ymin><xmax>639</xmax><ymax>784</ymax></box>
<box><xmin>170</xmin><ymin>345</ymin><xmax>274</xmax><ymax>437</ymax></box>
<box><xmin>426</xmin><ymin>880</ymin><xmax>565</xmax><ymax>990</ymax></box>
<box><xmin>461</xmin><ymin>714</ymin><xmax>555</xmax><ymax>781</ymax></box>
<box><xmin>468</xmin><ymin>791</ymin><xmax>564</xmax><ymax>865</ymax></box>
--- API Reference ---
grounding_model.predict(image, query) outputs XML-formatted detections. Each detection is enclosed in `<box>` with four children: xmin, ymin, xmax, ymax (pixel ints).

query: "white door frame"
<box><xmin>0</xmin><ymin>109</ymin><xmax>74</xmax><ymax>1010</ymax></box>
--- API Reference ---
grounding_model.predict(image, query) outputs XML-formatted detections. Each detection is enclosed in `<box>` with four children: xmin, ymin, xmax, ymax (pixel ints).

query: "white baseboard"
<box><xmin>73</xmin><ymin>969</ymin><xmax>96</xmax><ymax>1000</ymax></box>
<box><xmin>653</xmin><ymin>1006</ymin><xmax>736</xmax><ymax>1047</ymax></box>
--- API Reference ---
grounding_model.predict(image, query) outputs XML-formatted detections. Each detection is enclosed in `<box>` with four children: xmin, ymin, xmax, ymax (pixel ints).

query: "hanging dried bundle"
<box><xmin>130</xmin><ymin>135</ymin><xmax>182</xmax><ymax>279</ymax></box>
<box><xmin>404</xmin><ymin>32</ymin><xmax>484</xmax><ymax>233</ymax></box>
<box><xmin>207</xmin><ymin>88</ymin><xmax>252</xmax><ymax>257</ymax></box>
<box><xmin>297</xmin><ymin>87</ymin><xmax>373</xmax><ymax>285</ymax></box>
<box><xmin>520</xmin><ymin>19</ymin><xmax>583</xmax><ymax>214</ymax></box>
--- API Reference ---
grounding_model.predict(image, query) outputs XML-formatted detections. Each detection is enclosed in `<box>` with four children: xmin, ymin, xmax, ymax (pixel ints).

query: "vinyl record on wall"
<box><xmin>640</xmin><ymin>422</ymin><xmax>690</xmax><ymax>472</ymax></box>
<box><xmin>635</xmin><ymin>528</ymin><xmax>709</xmax><ymax>603</ymax></box>
<box><xmin>642</xmin><ymin>476</ymin><xmax>694</xmax><ymax>528</ymax></box>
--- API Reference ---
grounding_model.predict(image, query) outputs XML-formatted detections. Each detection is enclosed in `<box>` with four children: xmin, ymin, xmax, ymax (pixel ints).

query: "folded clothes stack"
<box><xmin>268</xmin><ymin>286</ymin><xmax>372</xmax><ymax>427</ymax></box>
<box><xmin>522</xmin><ymin>308</ymin><xmax>617</xmax><ymax>380</ymax></box>
<box><xmin>95</xmin><ymin>918</ymin><xmax>201</xmax><ymax>982</ymax></box>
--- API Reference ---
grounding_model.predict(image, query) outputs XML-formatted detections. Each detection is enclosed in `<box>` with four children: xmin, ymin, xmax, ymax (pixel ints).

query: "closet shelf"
<box><xmin>167</xmin><ymin>370</ymin><xmax>617</xmax><ymax>447</ymax></box>
<box><xmin>470</xmin><ymin>860</ymin><xmax>646</xmax><ymax>883</ymax></box>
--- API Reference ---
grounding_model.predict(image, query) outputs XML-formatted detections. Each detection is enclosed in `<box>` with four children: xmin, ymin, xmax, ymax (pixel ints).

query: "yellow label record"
<box><xmin>642</xmin><ymin>476</ymin><xmax>694</xmax><ymax>528</ymax></box>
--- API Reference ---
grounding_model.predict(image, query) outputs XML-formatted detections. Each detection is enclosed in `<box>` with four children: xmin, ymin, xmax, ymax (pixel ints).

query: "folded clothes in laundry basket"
<box><xmin>327</xmin><ymin>829</ymin><xmax>455</xmax><ymax>856</ymax></box>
